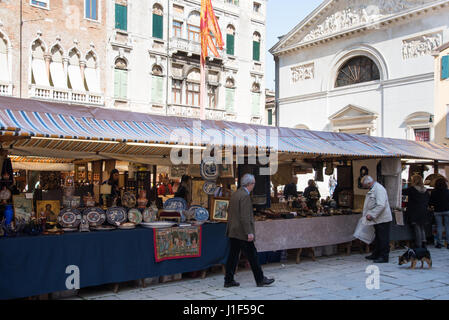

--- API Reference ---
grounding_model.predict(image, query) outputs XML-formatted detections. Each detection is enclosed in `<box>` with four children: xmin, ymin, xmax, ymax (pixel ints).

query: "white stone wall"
<box><xmin>276</xmin><ymin>2</ymin><xmax>449</xmax><ymax>140</ymax></box>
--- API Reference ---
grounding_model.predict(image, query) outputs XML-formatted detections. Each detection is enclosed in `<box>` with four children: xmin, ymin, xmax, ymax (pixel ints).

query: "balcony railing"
<box><xmin>29</xmin><ymin>85</ymin><xmax>104</xmax><ymax>105</ymax></box>
<box><xmin>170</xmin><ymin>37</ymin><xmax>224</xmax><ymax>58</ymax></box>
<box><xmin>0</xmin><ymin>82</ymin><xmax>13</xmax><ymax>96</ymax></box>
<box><xmin>167</xmin><ymin>104</ymin><xmax>226</xmax><ymax>121</ymax></box>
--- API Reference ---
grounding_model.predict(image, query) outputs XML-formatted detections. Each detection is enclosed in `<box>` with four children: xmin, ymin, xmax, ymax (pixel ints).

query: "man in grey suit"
<box><xmin>224</xmin><ymin>173</ymin><xmax>275</xmax><ymax>288</ymax></box>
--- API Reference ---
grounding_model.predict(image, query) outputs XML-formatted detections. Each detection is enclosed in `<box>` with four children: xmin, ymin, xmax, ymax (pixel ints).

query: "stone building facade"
<box><xmin>0</xmin><ymin>0</ymin><xmax>266</xmax><ymax>124</ymax></box>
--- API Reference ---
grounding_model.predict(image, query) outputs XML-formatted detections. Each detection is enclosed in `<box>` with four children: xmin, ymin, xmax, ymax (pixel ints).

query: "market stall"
<box><xmin>2</xmin><ymin>96</ymin><xmax>449</xmax><ymax>299</ymax></box>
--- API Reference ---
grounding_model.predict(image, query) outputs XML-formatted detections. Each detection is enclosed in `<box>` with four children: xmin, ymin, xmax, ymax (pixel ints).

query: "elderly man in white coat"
<box><xmin>361</xmin><ymin>175</ymin><xmax>393</xmax><ymax>263</ymax></box>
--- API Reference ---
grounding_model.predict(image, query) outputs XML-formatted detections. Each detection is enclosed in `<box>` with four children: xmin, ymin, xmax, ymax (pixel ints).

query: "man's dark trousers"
<box><xmin>225</xmin><ymin>238</ymin><xmax>264</xmax><ymax>284</ymax></box>
<box><xmin>372</xmin><ymin>221</ymin><xmax>392</xmax><ymax>260</ymax></box>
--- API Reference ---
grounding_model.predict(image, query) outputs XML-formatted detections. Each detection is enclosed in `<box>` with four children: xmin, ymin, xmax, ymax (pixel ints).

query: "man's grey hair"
<box><xmin>241</xmin><ymin>173</ymin><xmax>256</xmax><ymax>187</ymax></box>
<box><xmin>361</xmin><ymin>175</ymin><xmax>374</xmax><ymax>185</ymax></box>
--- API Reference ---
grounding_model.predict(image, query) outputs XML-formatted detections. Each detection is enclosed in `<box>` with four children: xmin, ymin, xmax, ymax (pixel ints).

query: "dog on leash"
<box><xmin>398</xmin><ymin>247</ymin><xmax>432</xmax><ymax>269</ymax></box>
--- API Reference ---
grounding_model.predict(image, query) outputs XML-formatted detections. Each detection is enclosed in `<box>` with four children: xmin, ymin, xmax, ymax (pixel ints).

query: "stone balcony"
<box><xmin>29</xmin><ymin>85</ymin><xmax>104</xmax><ymax>106</ymax></box>
<box><xmin>167</xmin><ymin>104</ymin><xmax>227</xmax><ymax>121</ymax></box>
<box><xmin>169</xmin><ymin>37</ymin><xmax>224</xmax><ymax>59</ymax></box>
<box><xmin>0</xmin><ymin>82</ymin><xmax>12</xmax><ymax>96</ymax></box>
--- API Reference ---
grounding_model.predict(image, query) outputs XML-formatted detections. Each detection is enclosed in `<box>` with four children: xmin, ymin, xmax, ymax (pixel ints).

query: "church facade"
<box><xmin>270</xmin><ymin>0</ymin><xmax>449</xmax><ymax>142</ymax></box>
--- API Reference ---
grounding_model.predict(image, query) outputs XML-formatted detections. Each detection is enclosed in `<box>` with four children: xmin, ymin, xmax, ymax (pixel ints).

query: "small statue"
<box><xmin>137</xmin><ymin>190</ymin><xmax>148</xmax><ymax>209</ymax></box>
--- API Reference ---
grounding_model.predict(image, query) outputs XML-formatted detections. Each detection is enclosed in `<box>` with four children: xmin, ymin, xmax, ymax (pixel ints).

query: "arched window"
<box><xmin>151</xmin><ymin>65</ymin><xmax>164</xmax><ymax>104</ymax></box>
<box><xmin>226</xmin><ymin>25</ymin><xmax>235</xmax><ymax>56</ymax></box>
<box><xmin>335</xmin><ymin>56</ymin><xmax>380</xmax><ymax>88</ymax></box>
<box><xmin>114</xmin><ymin>58</ymin><xmax>128</xmax><ymax>99</ymax></box>
<box><xmin>85</xmin><ymin>51</ymin><xmax>100</xmax><ymax>93</ymax></box>
<box><xmin>187</xmin><ymin>11</ymin><xmax>200</xmax><ymax>43</ymax></box>
<box><xmin>49</xmin><ymin>45</ymin><xmax>67</xmax><ymax>89</ymax></box>
<box><xmin>253</xmin><ymin>32</ymin><xmax>261</xmax><ymax>61</ymax></box>
<box><xmin>225</xmin><ymin>77</ymin><xmax>235</xmax><ymax>112</ymax></box>
<box><xmin>31</xmin><ymin>39</ymin><xmax>49</xmax><ymax>87</ymax></box>
<box><xmin>68</xmin><ymin>48</ymin><xmax>84</xmax><ymax>91</ymax></box>
<box><xmin>152</xmin><ymin>4</ymin><xmax>164</xmax><ymax>39</ymax></box>
<box><xmin>0</xmin><ymin>33</ymin><xmax>10</xmax><ymax>83</ymax></box>
<box><xmin>186</xmin><ymin>68</ymin><xmax>200</xmax><ymax>106</ymax></box>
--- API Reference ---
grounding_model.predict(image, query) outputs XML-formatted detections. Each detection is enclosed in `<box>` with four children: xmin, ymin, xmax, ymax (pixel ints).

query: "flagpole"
<box><xmin>200</xmin><ymin>54</ymin><xmax>206</xmax><ymax>121</ymax></box>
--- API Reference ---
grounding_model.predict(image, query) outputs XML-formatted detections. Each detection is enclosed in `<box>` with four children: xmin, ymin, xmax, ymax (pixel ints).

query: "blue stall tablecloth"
<box><xmin>0</xmin><ymin>223</ymin><xmax>229</xmax><ymax>300</ymax></box>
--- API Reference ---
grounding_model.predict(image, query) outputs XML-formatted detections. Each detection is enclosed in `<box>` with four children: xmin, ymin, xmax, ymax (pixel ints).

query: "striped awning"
<box><xmin>1</xmin><ymin>96</ymin><xmax>449</xmax><ymax>161</ymax></box>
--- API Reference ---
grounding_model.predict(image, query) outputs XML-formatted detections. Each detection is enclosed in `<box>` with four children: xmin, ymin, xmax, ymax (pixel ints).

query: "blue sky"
<box><xmin>265</xmin><ymin>0</ymin><xmax>323</xmax><ymax>90</ymax></box>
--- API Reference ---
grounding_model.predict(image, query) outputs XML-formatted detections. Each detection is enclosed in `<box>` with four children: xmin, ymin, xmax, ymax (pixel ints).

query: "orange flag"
<box><xmin>201</xmin><ymin>0</ymin><xmax>224</xmax><ymax>63</ymax></box>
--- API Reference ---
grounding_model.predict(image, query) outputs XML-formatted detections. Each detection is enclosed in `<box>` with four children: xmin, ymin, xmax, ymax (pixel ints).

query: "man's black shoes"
<box><xmin>373</xmin><ymin>258</ymin><xmax>389</xmax><ymax>263</ymax></box>
<box><xmin>365</xmin><ymin>255</ymin><xmax>378</xmax><ymax>260</ymax></box>
<box><xmin>257</xmin><ymin>277</ymin><xmax>275</xmax><ymax>287</ymax></box>
<box><xmin>224</xmin><ymin>280</ymin><xmax>240</xmax><ymax>288</ymax></box>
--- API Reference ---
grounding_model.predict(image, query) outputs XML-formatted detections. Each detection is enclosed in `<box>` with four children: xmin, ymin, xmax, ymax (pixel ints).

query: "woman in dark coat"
<box><xmin>402</xmin><ymin>175</ymin><xmax>430</xmax><ymax>248</ymax></box>
<box><xmin>303</xmin><ymin>179</ymin><xmax>321</xmax><ymax>211</ymax></box>
<box><xmin>174</xmin><ymin>175</ymin><xmax>191</xmax><ymax>205</ymax></box>
<box><xmin>429</xmin><ymin>178</ymin><xmax>449</xmax><ymax>249</ymax></box>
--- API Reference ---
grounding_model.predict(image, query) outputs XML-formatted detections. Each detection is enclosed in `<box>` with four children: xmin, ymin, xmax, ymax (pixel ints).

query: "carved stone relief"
<box><xmin>402</xmin><ymin>32</ymin><xmax>443</xmax><ymax>60</ymax></box>
<box><xmin>291</xmin><ymin>63</ymin><xmax>314</xmax><ymax>83</ymax></box>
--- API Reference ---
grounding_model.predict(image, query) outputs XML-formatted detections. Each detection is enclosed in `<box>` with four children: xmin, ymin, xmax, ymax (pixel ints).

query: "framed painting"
<box><xmin>191</xmin><ymin>180</ymin><xmax>208</xmax><ymax>208</ymax></box>
<box><xmin>13</xmin><ymin>195</ymin><xmax>33</xmax><ymax>224</ymax></box>
<box><xmin>220</xmin><ymin>164</ymin><xmax>234</xmax><ymax>178</ymax></box>
<box><xmin>212</xmin><ymin>198</ymin><xmax>229</xmax><ymax>221</ymax></box>
<box><xmin>36</xmin><ymin>200</ymin><xmax>60</xmax><ymax>223</ymax></box>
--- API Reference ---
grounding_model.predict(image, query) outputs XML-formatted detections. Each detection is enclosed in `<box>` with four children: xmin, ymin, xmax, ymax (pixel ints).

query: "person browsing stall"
<box><xmin>224</xmin><ymin>173</ymin><xmax>275</xmax><ymax>288</ymax></box>
<box><xmin>101</xmin><ymin>169</ymin><xmax>121</xmax><ymax>206</ymax></box>
<box><xmin>362</xmin><ymin>175</ymin><xmax>392</xmax><ymax>263</ymax></box>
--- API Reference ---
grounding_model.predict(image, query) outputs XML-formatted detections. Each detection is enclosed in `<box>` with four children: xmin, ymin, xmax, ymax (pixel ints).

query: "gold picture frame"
<box><xmin>36</xmin><ymin>200</ymin><xmax>60</xmax><ymax>223</ymax></box>
<box><xmin>212</xmin><ymin>198</ymin><xmax>229</xmax><ymax>221</ymax></box>
<box><xmin>191</xmin><ymin>180</ymin><xmax>208</xmax><ymax>208</ymax></box>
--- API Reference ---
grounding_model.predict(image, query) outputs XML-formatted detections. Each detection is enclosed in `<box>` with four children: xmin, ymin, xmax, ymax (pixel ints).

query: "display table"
<box><xmin>0</xmin><ymin>223</ymin><xmax>229</xmax><ymax>300</ymax></box>
<box><xmin>254</xmin><ymin>214</ymin><xmax>361</xmax><ymax>252</ymax></box>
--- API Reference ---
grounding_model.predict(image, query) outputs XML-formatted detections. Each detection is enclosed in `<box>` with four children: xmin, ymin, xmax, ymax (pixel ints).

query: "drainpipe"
<box><xmin>165</xmin><ymin>0</ymin><xmax>170</xmax><ymax>116</ymax></box>
<box><xmin>274</xmin><ymin>56</ymin><xmax>280</xmax><ymax>127</ymax></box>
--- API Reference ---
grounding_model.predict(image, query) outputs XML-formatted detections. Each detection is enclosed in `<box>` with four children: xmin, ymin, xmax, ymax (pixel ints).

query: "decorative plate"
<box><xmin>140</xmin><ymin>221</ymin><xmax>176</xmax><ymax>229</ymax></box>
<box><xmin>92</xmin><ymin>225</ymin><xmax>116</xmax><ymax>231</ymax></box>
<box><xmin>127</xmin><ymin>208</ymin><xmax>142</xmax><ymax>224</ymax></box>
<box><xmin>189</xmin><ymin>205</ymin><xmax>209</xmax><ymax>222</ymax></box>
<box><xmin>203</xmin><ymin>181</ymin><xmax>217</xmax><ymax>195</ymax></box>
<box><xmin>118</xmin><ymin>222</ymin><xmax>136</xmax><ymax>230</ymax></box>
<box><xmin>62</xmin><ymin>227</ymin><xmax>78</xmax><ymax>232</ymax></box>
<box><xmin>106</xmin><ymin>207</ymin><xmax>128</xmax><ymax>226</ymax></box>
<box><xmin>142</xmin><ymin>207</ymin><xmax>157</xmax><ymax>223</ymax></box>
<box><xmin>83</xmin><ymin>207</ymin><xmax>106</xmax><ymax>226</ymax></box>
<box><xmin>122</xmin><ymin>192</ymin><xmax>137</xmax><ymax>208</ymax></box>
<box><xmin>0</xmin><ymin>188</ymin><xmax>11</xmax><ymax>200</ymax></box>
<box><xmin>200</xmin><ymin>157</ymin><xmax>219</xmax><ymax>181</ymax></box>
<box><xmin>58</xmin><ymin>208</ymin><xmax>82</xmax><ymax>228</ymax></box>
<box><xmin>163</xmin><ymin>197</ymin><xmax>187</xmax><ymax>211</ymax></box>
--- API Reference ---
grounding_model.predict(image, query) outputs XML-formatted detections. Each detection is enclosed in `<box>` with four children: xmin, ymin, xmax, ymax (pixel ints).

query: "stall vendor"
<box><xmin>100</xmin><ymin>169</ymin><xmax>121</xmax><ymax>206</ymax></box>
<box><xmin>157</xmin><ymin>177</ymin><xmax>173</xmax><ymax>196</ymax></box>
<box><xmin>303</xmin><ymin>179</ymin><xmax>321</xmax><ymax>211</ymax></box>
<box><xmin>175</xmin><ymin>175</ymin><xmax>191</xmax><ymax>205</ymax></box>
<box><xmin>283</xmin><ymin>176</ymin><xmax>299</xmax><ymax>198</ymax></box>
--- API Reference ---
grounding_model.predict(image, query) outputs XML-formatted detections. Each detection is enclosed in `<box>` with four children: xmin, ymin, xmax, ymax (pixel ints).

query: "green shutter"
<box><xmin>114</xmin><ymin>69</ymin><xmax>121</xmax><ymax>98</ymax></box>
<box><xmin>115</xmin><ymin>4</ymin><xmax>127</xmax><ymax>31</ymax></box>
<box><xmin>225</xmin><ymin>88</ymin><xmax>235</xmax><ymax>112</ymax></box>
<box><xmin>253</xmin><ymin>41</ymin><xmax>260</xmax><ymax>61</ymax></box>
<box><xmin>153</xmin><ymin>14</ymin><xmax>163</xmax><ymax>39</ymax></box>
<box><xmin>442</xmin><ymin>55</ymin><xmax>449</xmax><ymax>80</ymax></box>
<box><xmin>251</xmin><ymin>92</ymin><xmax>260</xmax><ymax>116</ymax></box>
<box><xmin>120</xmin><ymin>70</ymin><xmax>128</xmax><ymax>99</ymax></box>
<box><xmin>226</xmin><ymin>34</ymin><xmax>234</xmax><ymax>55</ymax></box>
<box><xmin>152</xmin><ymin>76</ymin><xmax>164</xmax><ymax>103</ymax></box>
<box><xmin>268</xmin><ymin>109</ymin><xmax>272</xmax><ymax>125</ymax></box>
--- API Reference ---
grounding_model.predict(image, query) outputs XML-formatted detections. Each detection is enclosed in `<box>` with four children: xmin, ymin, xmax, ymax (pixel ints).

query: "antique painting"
<box><xmin>220</xmin><ymin>164</ymin><xmax>234</xmax><ymax>178</ymax></box>
<box><xmin>13</xmin><ymin>195</ymin><xmax>33</xmax><ymax>224</ymax></box>
<box><xmin>36</xmin><ymin>200</ymin><xmax>60</xmax><ymax>223</ymax></box>
<box><xmin>154</xmin><ymin>226</ymin><xmax>202</xmax><ymax>262</ymax></box>
<box><xmin>191</xmin><ymin>180</ymin><xmax>208</xmax><ymax>208</ymax></box>
<box><xmin>353</xmin><ymin>159</ymin><xmax>378</xmax><ymax>196</ymax></box>
<box><xmin>212</xmin><ymin>198</ymin><xmax>229</xmax><ymax>221</ymax></box>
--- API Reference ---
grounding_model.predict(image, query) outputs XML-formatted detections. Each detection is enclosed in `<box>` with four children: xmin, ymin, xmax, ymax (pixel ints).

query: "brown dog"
<box><xmin>398</xmin><ymin>247</ymin><xmax>432</xmax><ymax>269</ymax></box>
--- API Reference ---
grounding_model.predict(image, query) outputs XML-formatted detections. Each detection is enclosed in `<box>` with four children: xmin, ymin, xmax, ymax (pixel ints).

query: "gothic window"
<box><xmin>253</xmin><ymin>32</ymin><xmax>261</xmax><ymax>61</ymax></box>
<box><xmin>68</xmin><ymin>48</ymin><xmax>84</xmax><ymax>91</ymax></box>
<box><xmin>152</xmin><ymin>4</ymin><xmax>163</xmax><ymax>39</ymax></box>
<box><xmin>151</xmin><ymin>65</ymin><xmax>164</xmax><ymax>104</ymax></box>
<box><xmin>49</xmin><ymin>45</ymin><xmax>67</xmax><ymax>89</ymax></box>
<box><xmin>85</xmin><ymin>51</ymin><xmax>100</xmax><ymax>92</ymax></box>
<box><xmin>31</xmin><ymin>39</ymin><xmax>49</xmax><ymax>86</ymax></box>
<box><xmin>225</xmin><ymin>78</ymin><xmax>235</xmax><ymax>112</ymax></box>
<box><xmin>226</xmin><ymin>25</ymin><xmax>235</xmax><ymax>56</ymax></box>
<box><xmin>335</xmin><ymin>56</ymin><xmax>380</xmax><ymax>88</ymax></box>
<box><xmin>114</xmin><ymin>58</ymin><xmax>128</xmax><ymax>99</ymax></box>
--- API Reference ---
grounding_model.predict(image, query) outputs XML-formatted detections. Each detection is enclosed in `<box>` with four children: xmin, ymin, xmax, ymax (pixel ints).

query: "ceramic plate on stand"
<box><xmin>58</xmin><ymin>208</ymin><xmax>82</xmax><ymax>228</ymax></box>
<box><xmin>106</xmin><ymin>207</ymin><xmax>128</xmax><ymax>225</ymax></box>
<box><xmin>142</xmin><ymin>208</ymin><xmax>157</xmax><ymax>222</ymax></box>
<box><xmin>203</xmin><ymin>182</ymin><xmax>217</xmax><ymax>195</ymax></box>
<box><xmin>163</xmin><ymin>197</ymin><xmax>187</xmax><ymax>211</ymax></box>
<box><xmin>128</xmin><ymin>208</ymin><xmax>142</xmax><ymax>224</ymax></box>
<box><xmin>188</xmin><ymin>205</ymin><xmax>209</xmax><ymax>222</ymax></box>
<box><xmin>200</xmin><ymin>158</ymin><xmax>219</xmax><ymax>181</ymax></box>
<box><xmin>83</xmin><ymin>207</ymin><xmax>106</xmax><ymax>226</ymax></box>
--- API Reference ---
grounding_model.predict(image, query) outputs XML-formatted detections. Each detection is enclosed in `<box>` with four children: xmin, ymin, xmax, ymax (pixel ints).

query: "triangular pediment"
<box><xmin>271</xmin><ymin>0</ymin><xmax>442</xmax><ymax>54</ymax></box>
<box><xmin>329</xmin><ymin>104</ymin><xmax>377</xmax><ymax>121</ymax></box>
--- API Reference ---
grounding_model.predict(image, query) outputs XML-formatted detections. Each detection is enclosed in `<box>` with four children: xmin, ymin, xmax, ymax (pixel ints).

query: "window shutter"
<box><xmin>226</xmin><ymin>34</ymin><xmax>234</xmax><ymax>55</ymax></box>
<box><xmin>251</xmin><ymin>92</ymin><xmax>260</xmax><ymax>116</ymax></box>
<box><xmin>120</xmin><ymin>70</ymin><xmax>128</xmax><ymax>99</ymax></box>
<box><xmin>225</xmin><ymin>88</ymin><xmax>234</xmax><ymax>112</ymax></box>
<box><xmin>92</xmin><ymin>0</ymin><xmax>97</xmax><ymax>20</ymax></box>
<box><xmin>115</xmin><ymin>4</ymin><xmax>127</xmax><ymax>31</ymax></box>
<box><xmin>86</xmin><ymin>0</ymin><xmax>91</xmax><ymax>19</ymax></box>
<box><xmin>152</xmin><ymin>76</ymin><xmax>164</xmax><ymax>104</ymax></box>
<box><xmin>442</xmin><ymin>55</ymin><xmax>449</xmax><ymax>80</ymax></box>
<box><xmin>268</xmin><ymin>109</ymin><xmax>272</xmax><ymax>125</ymax></box>
<box><xmin>153</xmin><ymin>14</ymin><xmax>163</xmax><ymax>39</ymax></box>
<box><xmin>114</xmin><ymin>69</ymin><xmax>121</xmax><ymax>98</ymax></box>
<box><xmin>253</xmin><ymin>41</ymin><xmax>260</xmax><ymax>61</ymax></box>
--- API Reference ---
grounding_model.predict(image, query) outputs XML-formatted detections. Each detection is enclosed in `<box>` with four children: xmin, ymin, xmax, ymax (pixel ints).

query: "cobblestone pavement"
<box><xmin>65</xmin><ymin>247</ymin><xmax>449</xmax><ymax>300</ymax></box>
